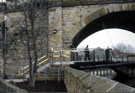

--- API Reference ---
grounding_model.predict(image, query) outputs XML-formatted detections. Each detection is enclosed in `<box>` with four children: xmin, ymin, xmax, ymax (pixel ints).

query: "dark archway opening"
<box><xmin>72</xmin><ymin>11</ymin><xmax>135</xmax><ymax>48</ymax></box>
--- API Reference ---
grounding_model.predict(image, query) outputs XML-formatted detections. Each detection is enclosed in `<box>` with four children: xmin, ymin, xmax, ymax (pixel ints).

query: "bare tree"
<box><xmin>19</xmin><ymin>0</ymin><xmax>49</xmax><ymax>86</ymax></box>
<box><xmin>115</xmin><ymin>43</ymin><xmax>135</xmax><ymax>53</ymax></box>
<box><xmin>4</xmin><ymin>0</ymin><xmax>51</xmax><ymax>86</ymax></box>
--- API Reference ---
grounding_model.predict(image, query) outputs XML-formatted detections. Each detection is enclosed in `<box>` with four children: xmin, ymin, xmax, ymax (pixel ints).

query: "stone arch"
<box><xmin>84</xmin><ymin>3</ymin><xmax>135</xmax><ymax>25</ymax></box>
<box><xmin>72</xmin><ymin>3</ymin><xmax>135</xmax><ymax>47</ymax></box>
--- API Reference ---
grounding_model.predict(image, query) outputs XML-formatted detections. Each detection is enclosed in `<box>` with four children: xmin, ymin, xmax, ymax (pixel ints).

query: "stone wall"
<box><xmin>64</xmin><ymin>66</ymin><xmax>135</xmax><ymax>92</ymax></box>
<box><xmin>0</xmin><ymin>10</ymin><xmax>48</xmax><ymax>78</ymax></box>
<box><xmin>0</xmin><ymin>1</ymin><xmax>135</xmax><ymax>78</ymax></box>
<box><xmin>0</xmin><ymin>79</ymin><xmax>27</xmax><ymax>93</ymax></box>
<box><xmin>4</xmin><ymin>0</ymin><xmax>133</xmax><ymax>13</ymax></box>
<box><xmin>49</xmin><ymin>2</ymin><xmax>135</xmax><ymax>50</ymax></box>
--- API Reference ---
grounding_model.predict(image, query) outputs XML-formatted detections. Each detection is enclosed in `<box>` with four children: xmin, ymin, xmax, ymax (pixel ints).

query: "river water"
<box><xmin>113</xmin><ymin>73</ymin><xmax>135</xmax><ymax>88</ymax></box>
<box><xmin>86</xmin><ymin>68</ymin><xmax>135</xmax><ymax>88</ymax></box>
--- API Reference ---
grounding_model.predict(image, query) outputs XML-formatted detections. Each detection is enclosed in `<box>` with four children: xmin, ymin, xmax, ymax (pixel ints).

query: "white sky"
<box><xmin>0</xmin><ymin>0</ymin><xmax>6</xmax><ymax>3</ymax></box>
<box><xmin>77</xmin><ymin>28</ymin><xmax>135</xmax><ymax>49</ymax></box>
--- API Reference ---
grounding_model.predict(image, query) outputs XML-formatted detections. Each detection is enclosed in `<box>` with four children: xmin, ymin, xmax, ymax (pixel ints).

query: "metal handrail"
<box><xmin>18</xmin><ymin>55</ymin><xmax>51</xmax><ymax>76</ymax></box>
<box><xmin>37</xmin><ymin>58</ymin><xmax>49</xmax><ymax>67</ymax></box>
<box><xmin>21</xmin><ymin>55</ymin><xmax>46</xmax><ymax>70</ymax></box>
<box><xmin>19</xmin><ymin>57</ymin><xmax>50</xmax><ymax>76</ymax></box>
<box><xmin>18</xmin><ymin>49</ymin><xmax>71</xmax><ymax>76</ymax></box>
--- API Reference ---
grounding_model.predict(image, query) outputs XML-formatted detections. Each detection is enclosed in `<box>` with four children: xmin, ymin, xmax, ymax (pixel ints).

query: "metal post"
<box><xmin>23</xmin><ymin>61</ymin><xmax>24</xmax><ymax>81</ymax></box>
<box><xmin>51</xmin><ymin>51</ymin><xmax>53</xmax><ymax>65</ymax></box>
<box><xmin>63</xmin><ymin>70</ymin><xmax>64</xmax><ymax>80</ymax></box>
<box><xmin>60</xmin><ymin>50</ymin><xmax>63</xmax><ymax>64</ymax></box>
<box><xmin>93</xmin><ymin>50</ymin><xmax>95</xmax><ymax>62</ymax></box>
<box><xmin>51</xmin><ymin>69</ymin><xmax>53</xmax><ymax>80</ymax></box>
<box><xmin>76</xmin><ymin>52</ymin><xmax>78</xmax><ymax>61</ymax></box>
<box><xmin>58</xmin><ymin>68</ymin><xmax>60</xmax><ymax>84</ymax></box>
<box><xmin>97</xmin><ymin>55</ymin><xmax>99</xmax><ymax>62</ymax></box>
<box><xmin>44</xmin><ymin>69</ymin><xmax>47</xmax><ymax>84</ymax></box>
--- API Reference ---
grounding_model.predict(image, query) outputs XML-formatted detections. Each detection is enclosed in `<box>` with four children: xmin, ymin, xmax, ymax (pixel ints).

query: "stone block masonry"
<box><xmin>64</xmin><ymin>66</ymin><xmax>135</xmax><ymax>92</ymax></box>
<box><xmin>0</xmin><ymin>79</ymin><xmax>27</xmax><ymax>93</ymax></box>
<box><xmin>0</xmin><ymin>11</ymin><xmax>49</xmax><ymax>78</ymax></box>
<box><xmin>0</xmin><ymin>1</ymin><xmax>135</xmax><ymax>78</ymax></box>
<box><xmin>49</xmin><ymin>3</ymin><xmax>135</xmax><ymax>60</ymax></box>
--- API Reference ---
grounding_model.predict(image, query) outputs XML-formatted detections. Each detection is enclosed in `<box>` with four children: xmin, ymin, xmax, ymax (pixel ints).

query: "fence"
<box><xmin>71</xmin><ymin>48</ymin><xmax>129</xmax><ymax>62</ymax></box>
<box><xmin>18</xmin><ymin>47</ymin><xmax>135</xmax><ymax>80</ymax></box>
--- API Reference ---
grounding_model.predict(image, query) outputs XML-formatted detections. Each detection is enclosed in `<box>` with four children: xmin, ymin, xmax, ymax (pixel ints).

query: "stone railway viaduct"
<box><xmin>0</xmin><ymin>0</ymin><xmax>135</xmax><ymax>80</ymax></box>
<box><xmin>48</xmin><ymin>0</ymin><xmax>135</xmax><ymax>50</ymax></box>
<box><xmin>0</xmin><ymin>0</ymin><xmax>134</xmax><ymax>92</ymax></box>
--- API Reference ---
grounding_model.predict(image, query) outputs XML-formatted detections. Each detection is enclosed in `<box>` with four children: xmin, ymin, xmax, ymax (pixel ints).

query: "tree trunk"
<box><xmin>21</xmin><ymin>0</ymin><xmax>49</xmax><ymax>87</ymax></box>
<box><xmin>29</xmin><ymin>0</ymin><xmax>38</xmax><ymax>87</ymax></box>
<box><xmin>22</xmin><ymin>2</ymin><xmax>33</xmax><ymax>86</ymax></box>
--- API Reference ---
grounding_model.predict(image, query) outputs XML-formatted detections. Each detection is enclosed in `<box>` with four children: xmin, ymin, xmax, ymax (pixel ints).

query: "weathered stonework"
<box><xmin>64</xmin><ymin>66</ymin><xmax>135</xmax><ymax>92</ymax></box>
<box><xmin>0</xmin><ymin>79</ymin><xmax>27</xmax><ymax>93</ymax></box>
<box><xmin>49</xmin><ymin>3</ymin><xmax>135</xmax><ymax>51</ymax></box>
<box><xmin>0</xmin><ymin>10</ymin><xmax>48</xmax><ymax>78</ymax></box>
<box><xmin>0</xmin><ymin>1</ymin><xmax>135</xmax><ymax>78</ymax></box>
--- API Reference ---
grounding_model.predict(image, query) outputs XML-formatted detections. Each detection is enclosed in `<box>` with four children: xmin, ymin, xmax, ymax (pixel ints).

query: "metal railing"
<box><xmin>49</xmin><ymin>49</ymin><xmax>71</xmax><ymax>65</ymax></box>
<box><xmin>18</xmin><ymin>55</ymin><xmax>51</xmax><ymax>76</ymax></box>
<box><xmin>18</xmin><ymin>47</ymin><xmax>134</xmax><ymax>78</ymax></box>
<box><xmin>71</xmin><ymin>48</ymin><xmax>129</xmax><ymax>62</ymax></box>
<box><xmin>18</xmin><ymin>48</ymin><xmax>71</xmax><ymax>77</ymax></box>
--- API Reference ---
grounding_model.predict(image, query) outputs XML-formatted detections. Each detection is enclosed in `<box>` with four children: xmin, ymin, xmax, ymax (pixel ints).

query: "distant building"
<box><xmin>94</xmin><ymin>47</ymin><xmax>105</xmax><ymax>61</ymax></box>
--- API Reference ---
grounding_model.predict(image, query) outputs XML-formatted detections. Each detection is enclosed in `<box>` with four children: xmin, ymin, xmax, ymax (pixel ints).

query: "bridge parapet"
<box><xmin>49</xmin><ymin>0</ymin><xmax>135</xmax><ymax>7</ymax></box>
<box><xmin>64</xmin><ymin>66</ymin><xmax>135</xmax><ymax>92</ymax></box>
<box><xmin>0</xmin><ymin>0</ymin><xmax>134</xmax><ymax>13</ymax></box>
<box><xmin>0</xmin><ymin>79</ymin><xmax>27</xmax><ymax>93</ymax></box>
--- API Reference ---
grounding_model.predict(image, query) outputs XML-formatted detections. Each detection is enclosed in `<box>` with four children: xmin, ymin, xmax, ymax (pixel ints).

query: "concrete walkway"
<box><xmin>5</xmin><ymin>79</ymin><xmax>27</xmax><ymax>83</ymax></box>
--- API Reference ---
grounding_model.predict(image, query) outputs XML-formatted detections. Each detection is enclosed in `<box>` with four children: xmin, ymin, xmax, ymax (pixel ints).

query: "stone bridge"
<box><xmin>48</xmin><ymin>0</ymin><xmax>135</xmax><ymax>51</ymax></box>
<box><xmin>0</xmin><ymin>0</ymin><xmax>134</xmax><ymax>78</ymax></box>
<box><xmin>0</xmin><ymin>1</ymin><xmax>133</xmax><ymax>92</ymax></box>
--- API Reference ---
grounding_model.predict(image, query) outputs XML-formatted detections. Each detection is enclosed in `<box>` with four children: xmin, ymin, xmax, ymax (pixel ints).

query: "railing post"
<box><xmin>97</xmin><ymin>55</ymin><xmax>99</xmax><ymax>62</ymax></box>
<box><xmin>60</xmin><ymin>50</ymin><xmax>63</xmax><ymax>64</ymax></box>
<box><xmin>110</xmin><ymin>50</ymin><xmax>113</xmax><ymax>62</ymax></box>
<box><xmin>50</xmin><ymin>69</ymin><xmax>53</xmax><ymax>81</ymax></box>
<box><xmin>127</xmin><ymin>56</ymin><xmax>129</xmax><ymax>62</ymax></box>
<box><xmin>58</xmin><ymin>68</ymin><xmax>60</xmax><ymax>84</ymax></box>
<box><xmin>76</xmin><ymin>51</ymin><xmax>78</xmax><ymax>61</ymax></box>
<box><xmin>51</xmin><ymin>51</ymin><xmax>54</xmax><ymax>65</ymax></box>
<box><xmin>71</xmin><ymin>50</ymin><xmax>74</xmax><ymax>61</ymax></box>
<box><xmin>93</xmin><ymin>50</ymin><xmax>95</xmax><ymax>62</ymax></box>
<box><xmin>44</xmin><ymin>68</ymin><xmax>47</xmax><ymax>84</ymax></box>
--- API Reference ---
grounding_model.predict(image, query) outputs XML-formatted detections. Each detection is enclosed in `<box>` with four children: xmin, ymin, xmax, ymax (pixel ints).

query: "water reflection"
<box><xmin>85</xmin><ymin>68</ymin><xmax>116</xmax><ymax>79</ymax></box>
<box><xmin>113</xmin><ymin>73</ymin><xmax>135</xmax><ymax>88</ymax></box>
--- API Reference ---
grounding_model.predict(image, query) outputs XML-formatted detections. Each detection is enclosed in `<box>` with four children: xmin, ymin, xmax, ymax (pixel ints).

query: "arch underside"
<box><xmin>72</xmin><ymin>11</ymin><xmax>135</xmax><ymax>48</ymax></box>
